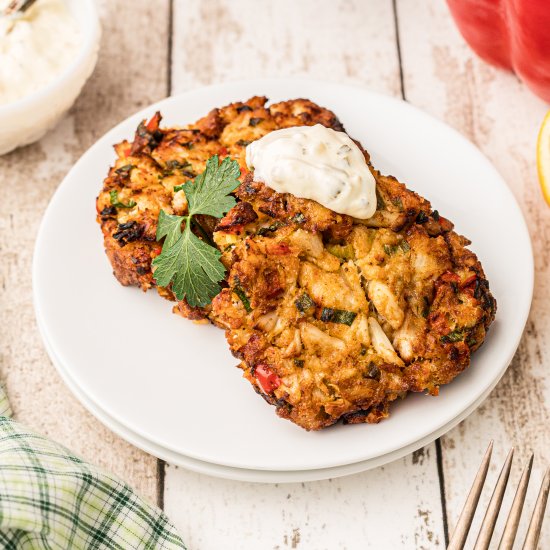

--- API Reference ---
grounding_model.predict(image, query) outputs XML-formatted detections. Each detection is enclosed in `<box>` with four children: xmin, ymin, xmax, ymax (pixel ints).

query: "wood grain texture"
<box><xmin>170</xmin><ymin>0</ymin><xmax>402</xmax><ymax>96</ymax></box>
<box><xmin>0</xmin><ymin>0</ymin><xmax>170</xmax><ymax>503</ymax></box>
<box><xmin>165</xmin><ymin>2</ymin><xmax>445</xmax><ymax>548</ymax></box>
<box><xmin>397</xmin><ymin>0</ymin><xmax>550</xmax><ymax>546</ymax></box>
<box><xmin>165</xmin><ymin>449</ymin><xmax>444</xmax><ymax>550</ymax></box>
<box><xmin>2</xmin><ymin>0</ymin><xmax>547</xmax><ymax>546</ymax></box>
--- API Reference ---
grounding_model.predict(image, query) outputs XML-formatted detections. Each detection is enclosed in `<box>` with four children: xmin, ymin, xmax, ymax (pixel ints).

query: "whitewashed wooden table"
<box><xmin>1</xmin><ymin>1</ymin><xmax>549</xmax><ymax>548</ymax></box>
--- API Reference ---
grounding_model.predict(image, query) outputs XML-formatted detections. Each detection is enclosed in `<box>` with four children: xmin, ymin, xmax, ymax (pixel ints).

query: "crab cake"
<box><xmin>96</xmin><ymin>97</ymin><xmax>345</xmax><ymax>318</ymax></box>
<box><xmin>210</xmin><ymin>165</ymin><xmax>496</xmax><ymax>431</ymax></box>
<box><xmin>97</xmin><ymin>97</ymin><xmax>496</xmax><ymax>431</ymax></box>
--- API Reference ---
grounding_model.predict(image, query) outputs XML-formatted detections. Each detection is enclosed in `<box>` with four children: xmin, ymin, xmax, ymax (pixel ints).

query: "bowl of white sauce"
<box><xmin>0</xmin><ymin>0</ymin><xmax>100</xmax><ymax>155</ymax></box>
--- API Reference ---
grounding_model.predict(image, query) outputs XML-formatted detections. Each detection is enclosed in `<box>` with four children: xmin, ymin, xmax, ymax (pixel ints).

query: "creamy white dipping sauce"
<box><xmin>0</xmin><ymin>0</ymin><xmax>81</xmax><ymax>105</ymax></box>
<box><xmin>245</xmin><ymin>124</ymin><xmax>377</xmax><ymax>219</ymax></box>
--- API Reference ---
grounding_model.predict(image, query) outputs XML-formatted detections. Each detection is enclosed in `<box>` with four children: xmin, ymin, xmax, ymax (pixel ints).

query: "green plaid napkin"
<box><xmin>0</xmin><ymin>384</ymin><xmax>186</xmax><ymax>549</ymax></box>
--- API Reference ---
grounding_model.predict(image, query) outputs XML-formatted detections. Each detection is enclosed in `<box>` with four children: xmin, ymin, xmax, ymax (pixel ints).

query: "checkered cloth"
<box><xmin>0</xmin><ymin>384</ymin><xmax>186</xmax><ymax>549</ymax></box>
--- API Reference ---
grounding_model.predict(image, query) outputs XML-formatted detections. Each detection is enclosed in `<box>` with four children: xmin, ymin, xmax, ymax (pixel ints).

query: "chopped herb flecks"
<box><xmin>291</xmin><ymin>212</ymin><xmax>306</xmax><ymax>224</ymax></box>
<box><xmin>115</xmin><ymin>164</ymin><xmax>135</xmax><ymax>176</ymax></box>
<box><xmin>320</xmin><ymin>308</ymin><xmax>357</xmax><ymax>326</ymax></box>
<box><xmin>109</xmin><ymin>190</ymin><xmax>136</xmax><ymax>209</ymax></box>
<box><xmin>233</xmin><ymin>282</ymin><xmax>252</xmax><ymax>312</ymax></box>
<box><xmin>440</xmin><ymin>329</ymin><xmax>464</xmax><ymax>344</ymax></box>
<box><xmin>295</xmin><ymin>293</ymin><xmax>315</xmax><ymax>313</ymax></box>
<box><xmin>384</xmin><ymin>240</ymin><xmax>410</xmax><ymax>256</ymax></box>
<box><xmin>257</xmin><ymin>222</ymin><xmax>284</xmax><ymax>236</ymax></box>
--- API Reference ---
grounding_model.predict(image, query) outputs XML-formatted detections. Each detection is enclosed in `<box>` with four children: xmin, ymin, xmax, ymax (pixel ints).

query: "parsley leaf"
<box><xmin>152</xmin><ymin>155</ymin><xmax>241</xmax><ymax>307</ymax></box>
<box><xmin>183</xmin><ymin>155</ymin><xmax>239</xmax><ymax>217</ymax></box>
<box><xmin>156</xmin><ymin>210</ymin><xmax>185</xmax><ymax>249</ymax></box>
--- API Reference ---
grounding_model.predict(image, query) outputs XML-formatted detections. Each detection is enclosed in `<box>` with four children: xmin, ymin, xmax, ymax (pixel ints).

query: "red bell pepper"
<box><xmin>254</xmin><ymin>364</ymin><xmax>281</xmax><ymax>393</ymax></box>
<box><xmin>447</xmin><ymin>0</ymin><xmax>550</xmax><ymax>103</ymax></box>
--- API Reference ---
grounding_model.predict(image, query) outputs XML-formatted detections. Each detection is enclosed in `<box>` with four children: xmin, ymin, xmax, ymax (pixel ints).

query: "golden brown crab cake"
<box><xmin>96</xmin><ymin>97</ymin><xmax>346</xmax><ymax>318</ymax></box>
<box><xmin>210</xmin><ymin>168</ymin><xmax>496</xmax><ymax>431</ymax></box>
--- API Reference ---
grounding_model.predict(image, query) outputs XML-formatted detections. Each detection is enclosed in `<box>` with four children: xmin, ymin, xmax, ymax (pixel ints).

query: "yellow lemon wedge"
<box><xmin>537</xmin><ymin>110</ymin><xmax>550</xmax><ymax>206</ymax></box>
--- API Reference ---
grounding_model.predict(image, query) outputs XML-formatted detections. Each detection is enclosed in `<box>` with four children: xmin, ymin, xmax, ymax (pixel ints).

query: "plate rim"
<box><xmin>37</xmin><ymin>312</ymin><xmax>506</xmax><ymax>483</ymax></box>
<box><xmin>33</xmin><ymin>77</ymin><xmax>534</xmax><ymax>471</ymax></box>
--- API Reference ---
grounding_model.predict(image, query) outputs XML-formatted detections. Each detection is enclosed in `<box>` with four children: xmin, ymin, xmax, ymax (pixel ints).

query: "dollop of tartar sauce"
<box><xmin>0</xmin><ymin>0</ymin><xmax>81</xmax><ymax>105</ymax></box>
<box><xmin>245</xmin><ymin>124</ymin><xmax>377</xmax><ymax>219</ymax></box>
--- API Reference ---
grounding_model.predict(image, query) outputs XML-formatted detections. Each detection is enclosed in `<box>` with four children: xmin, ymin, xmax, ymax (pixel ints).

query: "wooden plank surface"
<box><xmin>0</xmin><ymin>0</ymin><xmax>170</xmax><ymax>503</ymax></box>
<box><xmin>397</xmin><ymin>0</ymin><xmax>550</xmax><ymax>546</ymax></box>
<box><xmin>1</xmin><ymin>0</ymin><xmax>548</xmax><ymax>547</ymax></box>
<box><xmin>165</xmin><ymin>450</ymin><xmax>444</xmax><ymax>550</ymax></box>
<box><xmin>164</xmin><ymin>2</ymin><xmax>446</xmax><ymax>548</ymax></box>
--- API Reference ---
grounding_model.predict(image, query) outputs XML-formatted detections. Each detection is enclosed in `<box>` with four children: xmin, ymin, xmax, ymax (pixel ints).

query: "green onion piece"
<box><xmin>291</xmin><ymin>212</ymin><xmax>306</xmax><ymax>224</ymax></box>
<box><xmin>109</xmin><ymin>190</ymin><xmax>136</xmax><ymax>209</ymax></box>
<box><xmin>391</xmin><ymin>197</ymin><xmax>403</xmax><ymax>210</ymax></box>
<box><xmin>115</xmin><ymin>164</ymin><xmax>135</xmax><ymax>176</ymax></box>
<box><xmin>320</xmin><ymin>307</ymin><xmax>357</xmax><ymax>326</ymax></box>
<box><xmin>384</xmin><ymin>240</ymin><xmax>410</xmax><ymax>256</ymax></box>
<box><xmin>326</xmin><ymin>243</ymin><xmax>355</xmax><ymax>260</ymax></box>
<box><xmin>233</xmin><ymin>284</ymin><xmax>252</xmax><ymax>313</ymax></box>
<box><xmin>440</xmin><ymin>329</ymin><xmax>464</xmax><ymax>343</ymax></box>
<box><xmin>257</xmin><ymin>221</ymin><xmax>283</xmax><ymax>236</ymax></box>
<box><xmin>376</xmin><ymin>189</ymin><xmax>386</xmax><ymax>210</ymax></box>
<box><xmin>295</xmin><ymin>293</ymin><xmax>315</xmax><ymax>313</ymax></box>
<box><xmin>400</xmin><ymin>241</ymin><xmax>410</xmax><ymax>253</ymax></box>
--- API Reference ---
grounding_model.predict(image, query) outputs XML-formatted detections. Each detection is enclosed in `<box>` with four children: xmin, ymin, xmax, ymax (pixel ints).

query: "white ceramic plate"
<box><xmin>33</xmin><ymin>78</ymin><xmax>533</xmax><ymax>473</ymax></box>
<box><xmin>38</xmin><ymin>312</ymin><xmax>501</xmax><ymax>483</ymax></box>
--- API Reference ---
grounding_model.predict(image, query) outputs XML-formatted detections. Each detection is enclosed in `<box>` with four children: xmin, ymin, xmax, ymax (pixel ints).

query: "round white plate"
<box><xmin>38</xmin><ymin>312</ymin><xmax>500</xmax><ymax>483</ymax></box>
<box><xmin>33</xmin><ymin>78</ymin><xmax>533</xmax><ymax>472</ymax></box>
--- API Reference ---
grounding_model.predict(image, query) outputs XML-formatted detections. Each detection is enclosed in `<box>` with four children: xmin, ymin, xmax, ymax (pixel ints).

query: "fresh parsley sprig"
<box><xmin>152</xmin><ymin>155</ymin><xmax>241</xmax><ymax>307</ymax></box>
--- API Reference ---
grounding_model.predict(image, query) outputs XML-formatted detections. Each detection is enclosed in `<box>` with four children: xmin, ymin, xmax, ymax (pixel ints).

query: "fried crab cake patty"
<box><xmin>96</xmin><ymin>96</ymin><xmax>345</xmax><ymax>318</ymax></box>
<box><xmin>97</xmin><ymin>96</ymin><xmax>496</xmax><ymax>431</ymax></box>
<box><xmin>210</xmin><ymin>171</ymin><xmax>496</xmax><ymax>431</ymax></box>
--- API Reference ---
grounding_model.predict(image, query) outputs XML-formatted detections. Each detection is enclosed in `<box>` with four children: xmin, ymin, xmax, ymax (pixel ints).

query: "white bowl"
<box><xmin>0</xmin><ymin>0</ymin><xmax>101</xmax><ymax>155</ymax></box>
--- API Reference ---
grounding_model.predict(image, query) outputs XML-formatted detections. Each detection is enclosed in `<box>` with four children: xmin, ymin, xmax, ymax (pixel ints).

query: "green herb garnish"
<box><xmin>173</xmin><ymin>183</ymin><xmax>191</xmax><ymax>193</ymax></box>
<box><xmin>233</xmin><ymin>280</ymin><xmax>252</xmax><ymax>312</ymax></box>
<box><xmin>376</xmin><ymin>188</ymin><xmax>386</xmax><ymax>210</ymax></box>
<box><xmin>115</xmin><ymin>164</ymin><xmax>135</xmax><ymax>176</ymax></box>
<box><xmin>383</xmin><ymin>240</ymin><xmax>410</xmax><ymax>256</ymax></box>
<box><xmin>391</xmin><ymin>197</ymin><xmax>403</xmax><ymax>211</ymax></box>
<box><xmin>291</xmin><ymin>212</ymin><xmax>306</xmax><ymax>224</ymax></box>
<box><xmin>440</xmin><ymin>329</ymin><xmax>464</xmax><ymax>344</ymax></box>
<box><xmin>152</xmin><ymin>155</ymin><xmax>240</xmax><ymax>307</ymax></box>
<box><xmin>164</xmin><ymin>159</ymin><xmax>195</xmax><ymax>178</ymax></box>
<box><xmin>295</xmin><ymin>293</ymin><xmax>315</xmax><ymax>313</ymax></box>
<box><xmin>326</xmin><ymin>243</ymin><xmax>355</xmax><ymax>260</ymax></box>
<box><xmin>257</xmin><ymin>221</ymin><xmax>284</xmax><ymax>236</ymax></box>
<box><xmin>320</xmin><ymin>307</ymin><xmax>357</xmax><ymax>326</ymax></box>
<box><xmin>109</xmin><ymin>190</ymin><xmax>136</xmax><ymax>209</ymax></box>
